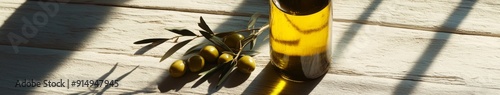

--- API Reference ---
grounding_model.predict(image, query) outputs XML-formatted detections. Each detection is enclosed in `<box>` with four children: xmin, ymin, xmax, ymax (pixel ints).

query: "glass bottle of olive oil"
<box><xmin>270</xmin><ymin>0</ymin><xmax>331</xmax><ymax>81</ymax></box>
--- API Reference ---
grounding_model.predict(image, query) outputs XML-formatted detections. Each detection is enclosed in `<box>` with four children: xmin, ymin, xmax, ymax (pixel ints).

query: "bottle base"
<box><xmin>271</xmin><ymin>64</ymin><xmax>307</xmax><ymax>82</ymax></box>
<box><xmin>270</xmin><ymin>51</ymin><xmax>330</xmax><ymax>82</ymax></box>
<box><xmin>270</xmin><ymin>61</ymin><xmax>329</xmax><ymax>82</ymax></box>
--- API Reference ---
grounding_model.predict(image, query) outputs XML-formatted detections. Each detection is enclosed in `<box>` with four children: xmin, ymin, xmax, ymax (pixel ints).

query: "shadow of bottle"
<box><xmin>242</xmin><ymin>62</ymin><xmax>324</xmax><ymax>95</ymax></box>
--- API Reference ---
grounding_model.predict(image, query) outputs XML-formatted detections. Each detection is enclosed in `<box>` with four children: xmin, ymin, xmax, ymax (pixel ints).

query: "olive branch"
<box><xmin>134</xmin><ymin>13</ymin><xmax>268</xmax><ymax>89</ymax></box>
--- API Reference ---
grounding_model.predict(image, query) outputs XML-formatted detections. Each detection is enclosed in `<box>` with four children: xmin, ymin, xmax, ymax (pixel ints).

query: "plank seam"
<box><xmin>333</xmin><ymin>18</ymin><xmax>500</xmax><ymax>38</ymax></box>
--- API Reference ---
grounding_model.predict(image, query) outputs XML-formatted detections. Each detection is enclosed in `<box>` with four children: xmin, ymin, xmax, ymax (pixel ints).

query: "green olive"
<box><xmin>169</xmin><ymin>60</ymin><xmax>186</xmax><ymax>78</ymax></box>
<box><xmin>199</xmin><ymin>45</ymin><xmax>219</xmax><ymax>63</ymax></box>
<box><xmin>237</xmin><ymin>55</ymin><xmax>256</xmax><ymax>74</ymax></box>
<box><xmin>217</xmin><ymin>53</ymin><xmax>234</xmax><ymax>64</ymax></box>
<box><xmin>223</xmin><ymin>33</ymin><xmax>245</xmax><ymax>50</ymax></box>
<box><xmin>188</xmin><ymin>55</ymin><xmax>205</xmax><ymax>72</ymax></box>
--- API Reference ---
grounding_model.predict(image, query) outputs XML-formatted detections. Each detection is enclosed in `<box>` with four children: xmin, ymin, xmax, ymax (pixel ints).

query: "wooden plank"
<box><xmin>3</xmin><ymin>0</ymin><xmax>499</xmax><ymax>37</ymax></box>
<box><xmin>331</xmin><ymin>0</ymin><xmax>500</xmax><ymax>37</ymax></box>
<box><xmin>0</xmin><ymin>0</ymin><xmax>269</xmax><ymax>56</ymax></box>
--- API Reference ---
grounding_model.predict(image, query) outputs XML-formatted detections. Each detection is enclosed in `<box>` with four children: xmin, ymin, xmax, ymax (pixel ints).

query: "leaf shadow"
<box><xmin>157</xmin><ymin>71</ymin><xmax>201</xmax><ymax>93</ymax></box>
<box><xmin>69</xmin><ymin>63</ymin><xmax>139</xmax><ymax>95</ymax></box>
<box><xmin>96</xmin><ymin>65</ymin><xmax>139</xmax><ymax>95</ymax></box>
<box><xmin>133</xmin><ymin>41</ymin><xmax>165</xmax><ymax>55</ymax></box>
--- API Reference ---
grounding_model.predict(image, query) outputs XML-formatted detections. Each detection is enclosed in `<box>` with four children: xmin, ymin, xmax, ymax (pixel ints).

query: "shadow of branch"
<box><xmin>134</xmin><ymin>40</ymin><xmax>167</xmax><ymax>55</ymax></box>
<box><xmin>157</xmin><ymin>71</ymin><xmax>201</xmax><ymax>92</ymax></box>
<box><xmin>96</xmin><ymin>65</ymin><xmax>139</xmax><ymax>95</ymax></box>
<box><xmin>69</xmin><ymin>63</ymin><xmax>139</xmax><ymax>95</ymax></box>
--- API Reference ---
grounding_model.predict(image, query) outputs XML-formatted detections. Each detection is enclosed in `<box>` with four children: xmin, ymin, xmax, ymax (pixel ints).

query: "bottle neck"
<box><xmin>271</xmin><ymin>0</ymin><xmax>330</xmax><ymax>15</ymax></box>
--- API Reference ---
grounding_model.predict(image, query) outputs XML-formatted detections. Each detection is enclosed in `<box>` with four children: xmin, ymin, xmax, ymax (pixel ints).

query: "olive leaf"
<box><xmin>241</xmin><ymin>36</ymin><xmax>254</xmax><ymax>49</ymax></box>
<box><xmin>183</xmin><ymin>43</ymin><xmax>209</xmax><ymax>56</ymax></box>
<box><xmin>199</xmin><ymin>31</ymin><xmax>233</xmax><ymax>53</ymax></box>
<box><xmin>215</xmin><ymin>32</ymin><xmax>236</xmax><ymax>38</ymax></box>
<box><xmin>218</xmin><ymin>61</ymin><xmax>235</xmax><ymax>80</ymax></box>
<box><xmin>198</xmin><ymin>17</ymin><xmax>214</xmax><ymax>35</ymax></box>
<box><xmin>199</xmin><ymin>61</ymin><xmax>229</xmax><ymax>80</ymax></box>
<box><xmin>216</xmin><ymin>61</ymin><xmax>236</xmax><ymax>88</ymax></box>
<box><xmin>249</xmin><ymin>39</ymin><xmax>256</xmax><ymax>50</ymax></box>
<box><xmin>133</xmin><ymin>38</ymin><xmax>170</xmax><ymax>44</ymax></box>
<box><xmin>199</xmin><ymin>67</ymin><xmax>218</xmax><ymax>80</ymax></box>
<box><xmin>215</xmin><ymin>28</ymin><xmax>260</xmax><ymax>38</ymax></box>
<box><xmin>247</xmin><ymin>13</ymin><xmax>261</xmax><ymax>29</ymax></box>
<box><xmin>198</xmin><ymin>65</ymin><xmax>218</xmax><ymax>76</ymax></box>
<box><xmin>168</xmin><ymin>29</ymin><xmax>197</xmax><ymax>36</ymax></box>
<box><xmin>159</xmin><ymin>39</ymin><xmax>193</xmax><ymax>62</ymax></box>
<box><xmin>263</xmin><ymin>35</ymin><xmax>270</xmax><ymax>41</ymax></box>
<box><xmin>247</xmin><ymin>13</ymin><xmax>261</xmax><ymax>50</ymax></box>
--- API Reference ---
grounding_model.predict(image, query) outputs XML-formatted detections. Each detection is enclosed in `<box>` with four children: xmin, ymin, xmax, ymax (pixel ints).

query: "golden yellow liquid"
<box><xmin>270</xmin><ymin>0</ymin><xmax>331</xmax><ymax>81</ymax></box>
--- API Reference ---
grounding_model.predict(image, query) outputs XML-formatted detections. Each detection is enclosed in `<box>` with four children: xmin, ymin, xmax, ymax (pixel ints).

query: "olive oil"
<box><xmin>270</xmin><ymin>0</ymin><xmax>331</xmax><ymax>81</ymax></box>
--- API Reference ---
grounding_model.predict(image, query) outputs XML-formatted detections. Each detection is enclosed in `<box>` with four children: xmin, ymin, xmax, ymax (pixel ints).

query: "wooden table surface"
<box><xmin>1</xmin><ymin>0</ymin><xmax>500</xmax><ymax>94</ymax></box>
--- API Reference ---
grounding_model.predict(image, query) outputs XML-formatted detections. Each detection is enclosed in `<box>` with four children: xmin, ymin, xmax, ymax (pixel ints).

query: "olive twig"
<box><xmin>134</xmin><ymin>13</ymin><xmax>267</xmax><ymax>90</ymax></box>
<box><xmin>216</xmin><ymin>24</ymin><xmax>269</xmax><ymax>88</ymax></box>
